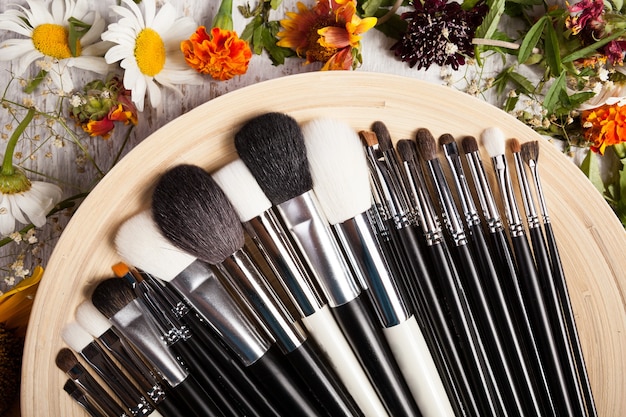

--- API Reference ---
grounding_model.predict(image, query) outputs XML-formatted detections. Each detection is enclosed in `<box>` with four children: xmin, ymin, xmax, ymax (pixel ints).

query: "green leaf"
<box><xmin>504</xmin><ymin>94</ymin><xmax>519</xmax><ymax>112</ymax></box>
<box><xmin>567</xmin><ymin>91</ymin><xmax>596</xmax><ymax>107</ymax></box>
<box><xmin>361</xmin><ymin>0</ymin><xmax>383</xmax><ymax>16</ymax></box>
<box><xmin>475</xmin><ymin>0</ymin><xmax>506</xmax><ymax>39</ymax></box>
<box><xmin>517</xmin><ymin>16</ymin><xmax>547</xmax><ymax>64</ymax></box>
<box><xmin>373</xmin><ymin>11</ymin><xmax>407</xmax><ymax>40</ymax></box>
<box><xmin>543</xmin><ymin>70</ymin><xmax>566</xmax><ymax>113</ymax></box>
<box><xmin>579</xmin><ymin>150</ymin><xmax>605</xmax><ymax>194</ymax></box>
<box><xmin>562</xmin><ymin>30</ymin><xmax>626</xmax><ymax>63</ymax></box>
<box><xmin>67</xmin><ymin>17</ymin><xmax>92</xmax><ymax>57</ymax></box>
<box><xmin>252</xmin><ymin>24</ymin><xmax>266</xmax><ymax>55</ymax></box>
<box><xmin>544</xmin><ymin>20</ymin><xmax>562</xmax><ymax>77</ymax></box>
<box><xmin>240</xmin><ymin>15</ymin><xmax>262</xmax><ymax>42</ymax></box>
<box><xmin>23</xmin><ymin>69</ymin><xmax>47</xmax><ymax>94</ymax></box>
<box><xmin>270</xmin><ymin>0</ymin><xmax>282</xmax><ymax>9</ymax></box>
<box><xmin>508</xmin><ymin>71</ymin><xmax>536</xmax><ymax>95</ymax></box>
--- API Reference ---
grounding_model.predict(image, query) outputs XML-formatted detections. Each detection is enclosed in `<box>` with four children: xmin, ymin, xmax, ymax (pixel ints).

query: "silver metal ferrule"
<box><xmin>425</xmin><ymin>159</ymin><xmax>467</xmax><ymax>246</ymax></box>
<box><xmin>333</xmin><ymin>213</ymin><xmax>410</xmax><ymax>327</ymax></box>
<box><xmin>276</xmin><ymin>191</ymin><xmax>361</xmax><ymax>307</ymax></box>
<box><xmin>244</xmin><ymin>210</ymin><xmax>324</xmax><ymax>318</ymax></box>
<box><xmin>443</xmin><ymin>143</ymin><xmax>481</xmax><ymax>227</ymax></box>
<box><xmin>464</xmin><ymin>151</ymin><xmax>504</xmax><ymax>234</ymax></box>
<box><xmin>491</xmin><ymin>154</ymin><xmax>525</xmax><ymax>237</ymax></box>
<box><xmin>513</xmin><ymin>152</ymin><xmax>540</xmax><ymax>229</ymax></box>
<box><xmin>169</xmin><ymin>260</ymin><xmax>272</xmax><ymax>366</ymax></box>
<box><xmin>110</xmin><ymin>300</ymin><xmax>189</xmax><ymax>387</ymax></box>
<box><xmin>527</xmin><ymin>160</ymin><xmax>551</xmax><ymax>224</ymax></box>
<box><xmin>219</xmin><ymin>249</ymin><xmax>305</xmax><ymax>353</ymax></box>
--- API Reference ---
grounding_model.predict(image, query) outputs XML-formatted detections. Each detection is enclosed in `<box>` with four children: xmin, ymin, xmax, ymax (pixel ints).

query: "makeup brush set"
<box><xmin>55</xmin><ymin>112</ymin><xmax>597</xmax><ymax>417</ymax></box>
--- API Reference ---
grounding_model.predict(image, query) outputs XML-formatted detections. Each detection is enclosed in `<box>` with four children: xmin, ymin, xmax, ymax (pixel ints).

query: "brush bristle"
<box><xmin>234</xmin><ymin>112</ymin><xmax>312</xmax><ymax>204</ymax></box>
<box><xmin>63</xmin><ymin>379</ymin><xmax>80</xmax><ymax>396</ymax></box>
<box><xmin>396</xmin><ymin>139</ymin><xmax>418</xmax><ymax>162</ymax></box>
<box><xmin>521</xmin><ymin>141</ymin><xmax>539</xmax><ymax>164</ymax></box>
<box><xmin>415</xmin><ymin>128</ymin><xmax>438</xmax><ymax>161</ymax></box>
<box><xmin>115</xmin><ymin>211</ymin><xmax>196</xmax><ymax>282</ymax></box>
<box><xmin>371</xmin><ymin>121</ymin><xmax>393</xmax><ymax>152</ymax></box>
<box><xmin>481</xmin><ymin>127</ymin><xmax>506</xmax><ymax>157</ymax></box>
<box><xmin>438</xmin><ymin>133</ymin><xmax>455</xmax><ymax>147</ymax></box>
<box><xmin>56</xmin><ymin>348</ymin><xmax>79</xmax><ymax>373</ymax></box>
<box><xmin>61</xmin><ymin>322</ymin><xmax>94</xmax><ymax>352</ymax></box>
<box><xmin>152</xmin><ymin>164</ymin><xmax>245</xmax><ymax>265</ymax></box>
<box><xmin>91</xmin><ymin>278</ymin><xmax>136</xmax><ymax>319</ymax></box>
<box><xmin>212</xmin><ymin>159</ymin><xmax>272</xmax><ymax>222</ymax></box>
<box><xmin>461</xmin><ymin>136</ymin><xmax>479</xmax><ymax>154</ymax></box>
<box><xmin>509</xmin><ymin>138</ymin><xmax>521</xmax><ymax>153</ymax></box>
<box><xmin>75</xmin><ymin>301</ymin><xmax>112</xmax><ymax>337</ymax></box>
<box><xmin>358</xmin><ymin>130</ymin><xmax>378</xmax><ymax>147</ymax></box>
<box><xmin>111</xmin><ymin>262</ymin><xmax>130</xmax><ymax>278</ymax></box>
<box><xmin>302</xmin><ymin>118</ymin><xmax>371</xmax><ymax>224</ymax></box>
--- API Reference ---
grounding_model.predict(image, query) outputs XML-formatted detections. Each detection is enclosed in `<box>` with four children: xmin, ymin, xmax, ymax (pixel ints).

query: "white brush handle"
<box><xmin>302</xmin><ymin>305</ymin><xmax>390</xmax><ymax>417</ymax></box>
<box><xmin>383</xmin><ymin>316</ymin><xmax>455</xmax><ymax>417</ymax></box>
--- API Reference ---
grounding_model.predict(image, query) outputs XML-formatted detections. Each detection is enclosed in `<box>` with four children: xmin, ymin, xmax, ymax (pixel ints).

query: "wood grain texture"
<box><xmin>21</xmin><ymin>72</ymin><xmax>626</xmax><ymax>416</ymax></box>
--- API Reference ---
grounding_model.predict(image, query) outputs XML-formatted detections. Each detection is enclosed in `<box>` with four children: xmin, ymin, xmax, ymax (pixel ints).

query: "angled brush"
<box><xmin>234</xmin><ymin>112</ymin><xmax>420</xmax><ymax>417</ymax></box>
<box><xmin>521</xmin><ymin>140</ymin><xmax>597</xmax><ymax>417</ymax></box>
<box><xmin>152</xmin><ymin>164</ymin><xmax>363</xmax><ymax>417</ymax></box>
<box><xmin>482</xmin><ymin>127</ymin><xmax>581</xmax><ymax>417</ymax></box>
<box><xmin>91</xmin><ymin>278</ymin><xmax>226</xmax><ymax>417</ymax></box>
<box><xmin>213</xmin><ymin>158</ymin><xmax>389</xmax><ymax>417</ymax></box>
<box><xmin>302</xmin><ymin>117</ymin><xmax>454</xmax><ymax>417</ymax></box>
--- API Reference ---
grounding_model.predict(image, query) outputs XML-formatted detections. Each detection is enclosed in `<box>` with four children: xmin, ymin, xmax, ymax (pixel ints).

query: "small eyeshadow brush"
<box><xmin>91</xmin><ymin>278</ymin><xmax>227</xmax><ymax>417</ymax></box>
<box><xmin>152</xmin><ymin>164</ymin><xmax>363</xmax><ymax>417</ymax></box>
<box><xmin>234</xmin><ymin>112</ymin><xmax>421</xmax><ymax>417</ymax></box>
<box><xmin>213</xmin><ymin>158</ymin><xmax>389</xmax><ymax>417</ymax></box>
<box><xmin>481</xmin><ymin>127</ymin><xmax>580</xmax><ymax>417</ymax></box>
<box><xmin>302</xmin><ymin>117</ymin><xmax>455</xmax><ymax>417</ymax></box>
<box><xmin>521</xmin><ymin>140</ymin><xmax>598</xmax><ymax>417</ymax></box>
<box><xmin>63</xmin><ymin>379</ymin><xmax>108</xmax><ymax>417</ymax></box>
<box><xmin>56</xmin><ymin>348</ymin><xmax>129</xmax><ymax>417</ymax></box>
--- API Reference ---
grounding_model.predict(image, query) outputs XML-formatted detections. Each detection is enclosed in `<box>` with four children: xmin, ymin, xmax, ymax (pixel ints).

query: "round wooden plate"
<box><xmin>21</xmin><ymin>71</ymin><xmax>626</xmax><ymax>416</ymax></box>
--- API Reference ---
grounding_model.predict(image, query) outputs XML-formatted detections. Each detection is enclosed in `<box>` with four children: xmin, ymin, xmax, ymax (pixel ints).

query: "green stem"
<box><xmin>212</xmin><ymin>0</ymin><xmax>234</xmax><ymax>30</ymax></box>
<box><xmin>2</xmin><ymin>108</ymin><xmax>35</xmax><ymax>177</ymax></box>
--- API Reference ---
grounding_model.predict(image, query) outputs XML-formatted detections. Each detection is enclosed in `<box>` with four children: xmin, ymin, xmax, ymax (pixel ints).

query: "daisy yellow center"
<box><xmin>32</xmin><ymin>24</ymin><xmax>79</xmax><ymax>59</ymax></box>
<box><xmin>135</xmin><ymin>28</ymin><xmax>166</xmax><ymax>76</ymax></box>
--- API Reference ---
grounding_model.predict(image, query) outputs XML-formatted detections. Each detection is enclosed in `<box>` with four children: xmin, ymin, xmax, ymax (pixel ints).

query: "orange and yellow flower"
<box><xmin>181</xmin><ymin>26</ymin><xmax>252</xmax><ymax>81</ymax></box>
<box><xmin>581</xmin><ymin>103</ymin><xmax>626</xmax><ymax>154</ymax></box>
<box><xmin>277</xmin><ymin>0</ymin><xmax>377</xmax><ymax>70</ymax></box>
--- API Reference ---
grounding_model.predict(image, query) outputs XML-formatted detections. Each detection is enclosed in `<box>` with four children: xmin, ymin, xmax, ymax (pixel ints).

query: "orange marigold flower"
<box><xmin>181</xmin><ymin>26</ymin><xmax>252</xmax><ymax>81</ymax></box>
<box><xmin>277</xmin><ymin>0</ymin><xmax>377</xmax><ymax>70</ymax></box>
<box><xmin>581</xmin><ymin>103</ymin><xmax>626</xmax><ymax>154</ymax></box>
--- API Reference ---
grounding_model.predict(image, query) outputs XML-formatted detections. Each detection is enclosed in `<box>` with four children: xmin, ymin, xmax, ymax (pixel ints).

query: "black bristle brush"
<box><xmin>63</xmin><ymin>379</ymin><xmax>107</xmax><ymax>417</ymax></box>
<box><xmin>521</xmin><ymin>140</ymin><xmax>598</xmax><ymax>417</ymax></box>
<box><xmin>151</xmin><ymin>163</ymin><xmax>363</xmax><ymax>417</ymax></box>
<box><xmin>56</xmin><ymin>347</ymin><xmax>129</xmax><ymax>417</ymax></box>
<box><xmin>91</xmin><ymin>278</ymin><xmax>227</xmax><ymax>417</ymax></box>
<box><xmin>233</xmin><ymin>112</ymin><xmax>421</xmax><ymax>417</ymax></box>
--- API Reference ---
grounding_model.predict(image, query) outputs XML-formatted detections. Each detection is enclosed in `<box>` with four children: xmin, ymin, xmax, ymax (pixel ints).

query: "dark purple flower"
<box><xmin>603</xmin><ymin>39</ymin><xmax>626</xmax><ymax>65</ymax></box>
<box><xmin>391</xmin><ymin>0</ymin><xmax>488</xmax><ymax>70</ymax></box>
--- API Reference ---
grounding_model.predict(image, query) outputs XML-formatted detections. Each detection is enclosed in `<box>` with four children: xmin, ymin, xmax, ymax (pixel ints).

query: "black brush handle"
<box><xmin>247</xmin><ymin>344</ymin><xmax>324</xmax><ymax>417</ymax></box>
<box><xmin>529</xmin><ymin>225</ymin><xmax>587</xmax><ymax>416</ymax></box>
<box><xmin>182</xmin><ymin>314</ymin><xmax>282</xmax><ymax>417</ymax></box>
<box><xmin>154</xmin><ymin>393</ymin><xmax>194</xmax><ymax>417</ymax></box>
<box><xmin>510</xmin><ymin>233</ymin><xmax>579</xmax><ymax>417</ymax></box>
<box><xmin>171</xmin><ymin>375</ymin><xmax>226</xmax><ymax>417</ymax></box>
<box><xmin>545</xmin><ymin>222</ymin><xmax>597</xmax><ymax>417</ymax></box>
<box><xmin>331</xmin><ymin>292</ymin><xmax>422</xmax><ymax>417</ymax></box>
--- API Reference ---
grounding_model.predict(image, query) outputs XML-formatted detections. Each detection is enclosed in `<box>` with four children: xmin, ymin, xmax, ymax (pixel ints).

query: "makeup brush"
<box><xmin>115</xmin><ymin>211</ymin><xmax>308</xmax><ymax>417</ymax></box>
<box><xmin>396</xmin><ymin>138</ymin><xmax>481</xmax><ymax>417</ymax></box>
<box><xmin>91</xmin><ymin>278</ymin><xmax>227</xmax><ymax>417</ymax></box>
<box><xmin>152</xmin><ymin>163</ymin><xmax>364</xmax><ymax>417</ymax></box>
<box><xmin>460</xmin><ymin>135</ymin><xmax>557</xmax><ymax>416</ymax></box>
<box><xmin>521</xmin><ymin>140</ymin><xmax>598</xmax><ymax>417</ymax></box>
<box><xmin>234</xmin><ymin>112</ymin><xmax>421</xmax><ymax>417</ymax></box>
<box><xmin>440</xmin><ymin>133</ymin><xmax>547</xmax><ymax>417</ymax></box>
<box><xmin>481</xmin><ymin>126</ymin><xmax>581</xmax><ymax>417</ymax></box>
<box><xmin>56</xmin><ymin>347</ymin><xmax>129</xmax><ymax>417</ymax></box>
<box><xmin>63</xmin><ymin>379</ymin><xmax>108</xmax><ymax>417</ymax></box>
<box><xmin>213</xmin><ymin>159</ymin><xmax>390</xmax><ymax>417</ymax></box>
<box><xmin>302</xmin><ymin>117</ymin><xmax>454</xmax><ymax>417</ymax></box>
<box><xmin>61</xmin><ymin>321</ymin><xmax>157</xmax><ymax>417</ymax></box>
<box><xmin>510</xmin><ymin>138</ymin><xmax>587</xmax><ymax>416</ymax></box>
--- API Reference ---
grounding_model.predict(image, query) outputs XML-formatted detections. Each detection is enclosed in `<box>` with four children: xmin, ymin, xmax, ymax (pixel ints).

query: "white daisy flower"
<box><xmin>101</xmin><ymin>0</ymin><xmax>203</xmax><ymax>111</ymax></box>
<box><xmin>0</xmin><ymin>0</ymin><xmax>111</xmax><ymax>93</ymax></box>
<box><xmin>0</xmin><ymin>180</ymin><xmax>63</xmax><ymax>236</ymax></box>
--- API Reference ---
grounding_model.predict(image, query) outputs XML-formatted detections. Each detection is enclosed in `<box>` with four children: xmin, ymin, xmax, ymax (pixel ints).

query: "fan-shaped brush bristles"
<box><xmin>396</xmin><ymin>139</ymin><xmax>419</xmax><ymax>162</ymax></box>
<box><xmin>152</xmin><ymin>164</ymin><xmax>245</xmax><ymax>265</ymax></box>
<box><xmin>212</xmin><ymin>159</ymin><xmax>272</xmax><ymax>223</ymax></box>
<box><xmin>521</xmin><ymin>141</ymin><xmax>539</xmax><ymax>164</ymax></box>
<box><xmin>61</xmin><ymin>322</ymin><xmax>95</xmax><ymax>353</ymax></box>
<box><xmin>234</xmin><ymin>112</ymin><xmax>312</xmax><ymax>205</ymax></box>
<box><xmin>75</xmin><ymin>301</ymin><xmax>112</xmax><ymax>338</ymax></box>
<box><xmin>415</xmin><ymin>128</ymin><xmax>438</xmax><ymax>161</ymax></box>
<box><xmin>481</xmin><ymin>127</ymin><xmax>506</xmax><ymax>157</ymax></box>
<box><xmin>115</xmin><ymin>211</ymin><xmax>196</xmax><ymax>282</ymax></box>
<box><xmin>371</xmin><ymin>121</ymin><xmax>393</xmax><ymax>152</ymax></box>
<box><xmin>91</xmin><ymin>278</ymin><xmax>136</xmax><ymax>319</ymax></box>
<box><xmin>302</xmin><ymin>118</ymin><xmax>371</xmax><ymax>224</ymax></box>
<box><xmin>461</xmin><ymin>136</ymin><xmax>479</xmax><ymax>154</ymax></box>
<box><xmin>56</xmin><ymin>348</ymin><xmax>80</xmax><ymax>373</ymax></box>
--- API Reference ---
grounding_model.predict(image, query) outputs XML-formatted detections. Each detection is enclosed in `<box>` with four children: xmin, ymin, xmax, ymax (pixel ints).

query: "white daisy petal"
<box><xmin>67</xmin><ymin>56</ymin><xmax>110</xmax><ymax>74</ymax></box>
<box><xmin>151</xmin><ymin>2</ymin><xmax>176</xmax><ymax>34</ymax></box>
<box><xmin>0</xmin><ymin>18</ymin><xmax>33</xmax><ymax>37</ymax></box>
<box><xmin>146</xmin><ymin>78</ymin><xmax>162</xmax><ymax>108</ymax></box>
<box><xmin>80</xmin><ymin>12</ymin><xmax>106</xmax><ymax>45</ymax></box>
<box><xmin>7</xmin><ymin>196</ymin><xmax>28</xmax><ymax>225</ymax></box>
<box><xmin>15</xmin><ymin>49</ymin><xmax>45</xmax><ymax>77</ymax></box>
<box><xmin>0</xmin><ymin>196</ymin><xmax>16</xmax><ymax>236</ymax></box>
<box><xmin>142</xmin><ymin>0</ymin><xmax>157</xmax><ymax>28</ymax></box>
<box><xmin>0</xmin><ymin>39</ymin><xmax>38</xmax><ymax>62</ymax></box>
